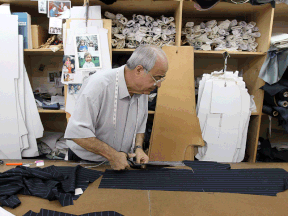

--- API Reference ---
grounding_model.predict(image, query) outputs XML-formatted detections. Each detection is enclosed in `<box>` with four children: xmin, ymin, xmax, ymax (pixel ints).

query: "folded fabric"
<box><xmin>23</xmin><ymin>209</ymin><xmax>124</xmax><ymax>216</ymax></box>
<box><xmin>0</xmin><ymin>166</ymin><xmax>103</xmax><ymax>208</ymax></box>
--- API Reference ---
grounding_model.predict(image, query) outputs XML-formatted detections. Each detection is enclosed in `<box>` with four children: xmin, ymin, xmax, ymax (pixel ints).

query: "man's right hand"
<box><xmin>109</xmin><ymin>152</ymin><xmax>135</xmax><ymax>171</ymax></box>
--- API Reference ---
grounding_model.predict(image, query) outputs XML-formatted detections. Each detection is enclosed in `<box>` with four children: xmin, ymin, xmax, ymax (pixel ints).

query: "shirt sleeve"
<box><xmin>137</xmin><ymin>95</ymin><xmax>148</xmax><ymax>134</ymax></box>
<box><xmin>64</xmin><ymin>89</ymin><xmax>102</xmax><ymax>139</ymax></box>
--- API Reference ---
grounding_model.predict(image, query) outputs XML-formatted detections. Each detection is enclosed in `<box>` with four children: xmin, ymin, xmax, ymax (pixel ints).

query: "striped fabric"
<box><xmin>23</xmin><ymin>209</ymin><xmax>123</xmax><ymax>216</ymax></box>
<box><xmin>0</xmin><ymin>166</ymin><xmax>102</xmax><ymax>208</ymax></box>
<box><xmin>99</xmin><ymin>167</ymin><xmax>288</xmax><ymax>196</ymax></box>
<box><xmin>182</xmin><ymin>160</ymin><xmax>231</xmax><ymax>171</ymax></box>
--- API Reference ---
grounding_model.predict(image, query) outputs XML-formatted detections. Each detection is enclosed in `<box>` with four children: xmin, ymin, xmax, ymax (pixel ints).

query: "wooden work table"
<box><xmin>1</xmin><ymin>160</ymin><xmax>288</xmax><ymax>216</ymax></box>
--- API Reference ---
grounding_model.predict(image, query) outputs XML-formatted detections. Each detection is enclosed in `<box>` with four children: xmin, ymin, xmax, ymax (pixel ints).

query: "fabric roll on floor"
<box><xmin>262</xmin><ymin>104</ymin><xmax>279</xmax><ymax>117</ymax></box>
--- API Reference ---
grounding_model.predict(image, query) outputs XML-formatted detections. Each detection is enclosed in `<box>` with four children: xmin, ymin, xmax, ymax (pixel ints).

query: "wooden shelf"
<box><xmin>194</xmin><ymin>50</ymin><xmax>266</xmax><ymax>58</ymax></box>
<box><xmin>24</xmin><ymin>49</ymin><xmax>64</xmax><ymax>55</ymax></box>
<box><xmin>38</xmin><ymin>109</ymin><xmax>65</xmax><ymax>113</ymax></box>
<box><xmin>148</xmin><ymin>111</ymin><xmax>155</xmax><ymax>114</ymax></box>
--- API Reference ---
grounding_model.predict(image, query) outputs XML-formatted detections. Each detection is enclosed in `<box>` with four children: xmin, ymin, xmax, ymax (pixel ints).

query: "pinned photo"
<box><xmin>62</xmin><ymin>55</ymin><xmax>75</xmax><ymax>73</ymax></box>
<box><xmin>68</xmin><ymin>84</ymin><xmax>82</xmax><ymax>95</ymax></box>
<box><xmin>48</xmin><ymin>0</ymin><xmax>71</xmax><ymax>19</ymax></box>
<box><xmin>48</xmin><ymin>72</ymin><xmax>55</xmax><ymax>83</ymax></box>
<box><xmin>75</xmin><ymin>34</ymin><xmax>102</xmax><ymax>70</ymax></box>
<box><xmin>64</xmin><ymin>73</ymin><xmax>74</xmax><ymax>82</ymax></box>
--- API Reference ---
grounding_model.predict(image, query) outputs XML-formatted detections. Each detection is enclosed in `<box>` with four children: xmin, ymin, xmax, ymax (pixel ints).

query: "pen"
<box><xmin>6</xmin><ymin>163</ymin><xmax>23</xmax><ymax>166</ymax></box>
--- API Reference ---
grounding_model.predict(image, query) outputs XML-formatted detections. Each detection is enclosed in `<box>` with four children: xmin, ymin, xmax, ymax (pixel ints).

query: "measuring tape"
<box><xmin>113</xmin><ymin>70</ymin><xmax>139</xmax><ymax>153</ymax></box>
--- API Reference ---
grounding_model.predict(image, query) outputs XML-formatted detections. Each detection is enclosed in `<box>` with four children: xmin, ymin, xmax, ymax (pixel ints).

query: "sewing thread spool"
<box><xmin>273</xmin><ymin>111</ymin><xmax>279</xmax><ymax>117</ymax></box>
<box><xmin>277</xmin><ymin>100</ymin><xmax>288</xmax><ymax>108</ymax></box>
<box><xmin>284</xmin><ymin>92</ymin><xmax>288</xmax><ymax>98</ymax></box>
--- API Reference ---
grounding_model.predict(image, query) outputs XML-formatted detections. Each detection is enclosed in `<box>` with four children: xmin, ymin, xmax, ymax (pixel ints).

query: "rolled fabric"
<box><xmin>112</xmin><ymin>27</ymin><xmax>120</xmax><ymax>34</ymax></box>
<box><xmin>139</xmin><ymin>20</ymin><xmax>145</xmax><ymax>25</ymax></box>
<box><xmin>162</xmin><ymin>16</ymin><xmax>169</xmax><ymax>24</ymax></box>
<box><xmin>105</xmin><ymin>11</ymin><xmax>116</xmax><ymax>19</ymax></box>
<box><xmin>195</xmin><ymin>34</ymin><xmax>212</xmax><ymax>43</ymax></box>
<box><xmin>212</xmin><ymin>26</ymin><xmax>219</xmax><ymax>35</ymax></box>
<box><xmin>132</xmin><ymin>14</ymin><xmax>138</xmax><ymax>22</ymax></box>
<box><xmin>186</xmin><ymin>22</ymin><xmax>194</xmax><ymax>28</ymax></box>
<box><xmin>194</xmin><ymin>25</ymin><xmax>201</xmax><ymax>32</ymax></box>
<box><xmin>127</xmin><ymin>41</ymin><xmax>135</xmax><ymax>48</ymax></box>
<box><xmin>200</xmin><ymin>22</ymin><xmax>206</xmax><ymax>29</ymax></box>
<box><xmin>247</xmin><ymin>21</ymin><xmax>256</xmax><ymax>29</ymax></box>
<box><xmin>116</xmin><ymin>13</ymin><xmax>123</xmax><ymax>20</ymax></box>
<box><xmin>218</xmin><ymin>20</ymin><xmax>230</xmax><ymax>30</ymax></box>
<box><xmin>239</xmin><ymin>43</ymin><xmax>248</xmax><ymax>50</ymax></box>
<box><xmin>226</xmin><ymin>35</ymin><xmax>235</xmax><ymax>42</ymax></box>
<box><xmin>251</xmin><ymin>32</ymin><xmax>261</xmax><ymax>37</ymax></box>
<box><xmin>148</xmin><ymin>32</ymin><xmax>154</xmax><ymax>36</ymax></box>
<box><xmin>194</xmin><ymin>32</ymin><xmax>202</xmax><ymax>37</ymax></box>
<box><xmin>112</xmin><ymin>19</ymin><xmax>118</xmax><ymax>26</ymax></box>
<box><xmin>278</xmin><ymin>89</ymin><xmax>288</xmax><ymax>100</ymax></box>
<box><xmin>137</xmin><ymin>15</ymin><xmax>145</xmax><ymax>21</ymax></box>
<box><xmin>157</xmin><ymin>19</ymin><xmax>164</xmax><ymax>26</ymax></box>
<box><xmin>153</xmin><ymin>21</ymin><xmax>158</xmax><ymax>27</ymax></box>
<box><xmin>122</xmin><ymin>28</ymin><xmax>131</xmax><ymax>35</ymax></box>
<box><xmin>278</xmin><ymin>100</ymin><xmax>288</xmax><ymax>107</ymax></box>
<box><xmin>231</xmin><ymin>26</ymin><xmax>242</xmax><ymax>30</ymax></box>
<box><xmin>253</xmin><ymin>26</ymin><xmax>259</xmax><ymax>32</ymax></box>
<box><xmin>230</xmin><ymin>19</ymin><xmax>238</xmax><ymax>27</ymax></box>
<box><xmin>206</xmin><ymin>20</ymin><xmax>217</xmax><ymax>28</ymax></box>
<box><xmin>204</xmin><ymin>27</ymin><xmax>212</xmax><ymax>33</ymax></box>
<box><xmin>146</xmin><ymin>16</ymin><xmax>154</xmax><ymax>23</ymax></box>
<box><xmin>119</xmin><ymin>17</ymin><xmax>128</xmax><ymax>25</ymax></box>
<box><xmin>250</xmin><ymin>42</ymin><xmax>258</xmax><ymax>49</ymax></box>
<box><xmin>162</xmin><ymin>29</ymin><xmax>172</xmax><ymax>35</ymax></box>
<box><xmin>135</xmin><ymin>23</ymin><xmax>141</xmax><ymax>28</ymax></box>
<box><xmin>126</xmin><ymin>20</ymin><xmax>135</xmax><ymax>27</ymax></box>
<box><xmin>153</xmin><ymin>27</ymin><xmax>162</xmax><ymax>35</ymax></box>
<box><xmin>248</xmin><ymin>37</ymin><xmax>256</xmax><ymax>43</ymax></box>
<box><xmin>161</xmin><ymin>34</ymin><xmax>167</xmax><ymax>41</ymax></box>
<box><xmin>218</xmin><ymin>29</ymin><xmax>226</xmax><ymax>36</ymax></box>
<box><xmin>146</xmin><ymin>22</ymin><xmax>153</xmax><ymax>29</ymax></box>
<box><xmin>239</xmin><ymin>21</ymin><xmax>247</xmax><ymax>28</ymax></box>
<box><xmin>116</xmin><ymin>39</ymin><xmax>125</xmax><ymax>49</ymax></box>
<box><xmin>242</xmin><ymin>34</ymin><xmax>252</xmax><ymax>40</ymax></box>
<box><xmin>262</xmin><ymin>105</ymin><xmax>278</xmax><ymax>117</ymax></box>
<box><xmin>139</xmin><ymin>26</ymin><xmax>148</xmax><ymax>33</ymax></box>
<box><xmin>201</xmin><ymin>44</ymin><xmax>211</xmax><ymax>51</ymax></box>
<box><xmin>245</xmin><ymin>28</ymin><xmax>253</xmax><ymax>34</ymax></box>
<box><xmin>112</xmin><ymin>39</ymin><xmax>118</xmax><ymax>47</ymax></box>
<box><xmin>167</xmin><ymin>17</ymin><xmax>174</xmax><ymax>24</ymax></box>
<box><xmin>114</xmin><ymin>34</ymin><xmax>126</xmax><ymax>39</ymax></box>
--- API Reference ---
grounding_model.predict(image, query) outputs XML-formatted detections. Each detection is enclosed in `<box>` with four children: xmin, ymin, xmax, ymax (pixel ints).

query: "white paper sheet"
<box><xmin>0</xmin><ymin>3</ymin><xmax>11</xmax><ymax>14</ymax></box>
<box><xmin>0</xmin><ymin>14</ymin><xmax>21</xmax><ymax>159</ymax></box>
<box><xmin>70</xmin><ymin>6</ymin><xmax>101</xmax><ymax>19</ymax></box>
<box><xmin>38</xmin><ymin>0</ymin><xmax>47</xmax><ymax>14</ymax></box>
<box><xmin>49</xmin><ymin>17</ymin><xmax>62</xmax><ymax>34</ymax></box>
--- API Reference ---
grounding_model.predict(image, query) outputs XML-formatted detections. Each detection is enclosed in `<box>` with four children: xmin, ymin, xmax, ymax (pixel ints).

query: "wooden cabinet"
<box><xmin>2</xmin><ymin>0</ymin><xmax>283</xmax><ymax>162</ymax></box>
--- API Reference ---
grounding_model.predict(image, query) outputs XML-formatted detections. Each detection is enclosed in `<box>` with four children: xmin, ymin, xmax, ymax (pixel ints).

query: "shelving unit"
<box><xmin>2</xmin><ymin>0</ymin><xmax>278</xmax><ymax>162</ymax></box>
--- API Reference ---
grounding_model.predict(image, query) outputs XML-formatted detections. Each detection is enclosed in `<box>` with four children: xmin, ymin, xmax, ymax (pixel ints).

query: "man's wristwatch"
<box><xmin>134</xmin><ymin>145</ymin><xmax>143</xmax><ymax>152</ymax></box>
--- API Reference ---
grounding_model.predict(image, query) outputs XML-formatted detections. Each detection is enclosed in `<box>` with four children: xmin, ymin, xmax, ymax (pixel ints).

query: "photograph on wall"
<box><xmin>48</xmin><ymin>72</ymin><xmax>55</xmax><ymax>83</ymax></box>
<box><xmin>62</xmin><ymin>55</ymin><xmax>75</xmax><ymax>73</ymax></box>
<box><xmin>63</xmin><ymin>73</ymin><xmax>74</xmax><ymax>82</ymax></box>
<box><xmin>48</xmin><ymin>0</ymin><xmax>71</xmax><ymax>19</ymax></box>
<box><xmin>74</xmin><ymin>34</ymin><xmax>102</xmax><ymax>70</ymax></box>
<box><xmin>68</xmin><ymin>83</ymin><xmax>82</xmax><ymax>95</ymax></box>
<box><xmin>49</xmin><ymin>17</ymin><xmax>62</xmax><ymax>34</ymax></box>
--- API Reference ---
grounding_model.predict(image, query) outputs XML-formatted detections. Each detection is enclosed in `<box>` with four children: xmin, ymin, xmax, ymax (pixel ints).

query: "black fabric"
<box><xmin>99</xmin><ymin>167</ymin><xmax>288</xmax><ymax>196</ymax></box>
<box><xmin>143</xmin><ymin>121</ymin><xmax>153</xmax><ymax>150</ymax></box>
<box><xmin>68</xmin><ymin>148</ymin><xmax>82</xmax><ymax>162</ymax></box>
<box><xmin>23</xmin><ymin>209</ymin><xmax>124</xmax><ymax>216</ymax></box>
<box><xmin>148</xmin><ymin>88</ymin><xmax>157</xmax><ymax>111</ymax></box>
<box><xmin>257</xmin><ymin>138</ymin><xmax>288</xmax><ymax>162</ymax></box>
<box><xmin>183</xmin><ymin>160</ymin><xmax>231</xmax><ymax>171</ymax></box>
<box><xmin>249</xmin><ymin>0</ymin><xmax>275</xmax><ymax>8</ymax></box>
<box><xmin>99</xmin><ymin>0</ymin><xmax>117</xmax><ymax>5</ymax></box>
<box><xmin>194</xmin><ymin>0</ymin><xmax>220</xmax><ymax>10</ymax></box>
<box><xmin>0</xmin><ymin>166</ymin><xmax>103</xmax><ymax>208</ymax></box>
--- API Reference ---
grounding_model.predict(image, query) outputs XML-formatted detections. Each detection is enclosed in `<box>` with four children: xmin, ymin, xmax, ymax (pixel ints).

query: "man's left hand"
<box><xmin>135</xmin><ymin>148</ymin><xmax>149</xmax><ymax>164</ymax></box>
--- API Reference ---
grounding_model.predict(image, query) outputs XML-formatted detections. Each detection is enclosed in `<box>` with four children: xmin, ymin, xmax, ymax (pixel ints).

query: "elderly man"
<box><xmin>64</xmin><ymin>45</ymin><xmax>168</xmax><ymax>170</ymax></box>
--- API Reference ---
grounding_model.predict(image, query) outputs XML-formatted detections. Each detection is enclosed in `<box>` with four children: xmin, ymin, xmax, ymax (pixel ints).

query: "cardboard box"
<box><xmin>31</xmin><ymin>25</ymin><xmax>47</xmax><ymax>49</ymax></box>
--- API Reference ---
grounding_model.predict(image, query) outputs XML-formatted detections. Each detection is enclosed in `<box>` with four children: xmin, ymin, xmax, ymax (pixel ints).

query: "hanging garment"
<box><xmin>23</xmin><ymin>209</ymin><xmax>123</xmax><ymax>216</ymax></box>
<box><xmin>0</xmin><ymin>166</ymin><xmax>102</xmax><ymax>208</ymax></box>
<box><xmin>259</xmin><ymin>49</ymin><xmax>288</xmax><ymax>85</ymax></box>
<box><xmin>196</xmin><ymin>71</ymin><xmax>251</xmax><ymax>162</ymax></box>
<box><xmin>249</xmin><ymin>0</ymin><xmax>275</xmax><ymax>7</ymax></box>
<box><xmin>99</xmin><ymin>167</ymin><xmax>288</xmax><ymax>196</ymax></box>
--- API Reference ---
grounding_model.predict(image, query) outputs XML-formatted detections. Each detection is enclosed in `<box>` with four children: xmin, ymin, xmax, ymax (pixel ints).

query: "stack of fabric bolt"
<box><xmin>181</xmin><ymin>19</ymin><xmax>261</xmax><ymax>51</ymax></box>
<box><xmin>261</xmin><ymin>69</ymin><xmax>288</xmax><ymax>132</ymax></box>
<box><xmin>104</xmin><ymin>11</ymin><xmax>176</xmax><ymax>48</ymax></box>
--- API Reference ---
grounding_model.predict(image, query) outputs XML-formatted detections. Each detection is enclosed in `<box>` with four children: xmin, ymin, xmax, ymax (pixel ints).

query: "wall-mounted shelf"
<box><xmin>38</xmin><ymin>108</ymin><xmax>66</xmax><ymax>113</ymax></box>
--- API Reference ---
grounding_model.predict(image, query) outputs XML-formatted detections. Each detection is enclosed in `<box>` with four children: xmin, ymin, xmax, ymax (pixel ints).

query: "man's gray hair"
<box><xmin>126</xmin><ymin>45</ymin><xmax>167</xmax><ymax>73</ymax></box>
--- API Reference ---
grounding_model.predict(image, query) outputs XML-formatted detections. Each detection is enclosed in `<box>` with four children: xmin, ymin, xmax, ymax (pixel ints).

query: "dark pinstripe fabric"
<box><xmin>23</xmin><ymin>209</ymin><xmax>124</xmax><ymax>216</ymax></box>
<box><xmin>99</xmin><ymin>168</ymin><xmax>288</xmax><ymax>196</ymax></box>
<box><xmin>0</xmin><ymin>166</ymin><xmax>102</xmax><ymax>208</ymax></box>
<box><xmin>182</xmin><ymin>161</ymin><xmax>231</xmax><ymax>171</ymax></box>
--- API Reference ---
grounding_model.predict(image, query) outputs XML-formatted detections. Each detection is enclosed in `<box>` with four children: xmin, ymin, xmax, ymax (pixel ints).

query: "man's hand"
<box><xmin>135</xmin><ymin>148</ymin><xmax>149</xmax><ymax>164</ymax></box>
<box><xmin>109</xmin><ymin>152</ymin><xmax>136</xmax><ymax>171</ymax></box>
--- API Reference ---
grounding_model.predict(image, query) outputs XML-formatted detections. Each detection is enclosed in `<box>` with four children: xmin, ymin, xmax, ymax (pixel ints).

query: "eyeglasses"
<box><xmin>148</xmin><ymin>72</ymin><xmax>166</xmax><ymax>86</ymax></box>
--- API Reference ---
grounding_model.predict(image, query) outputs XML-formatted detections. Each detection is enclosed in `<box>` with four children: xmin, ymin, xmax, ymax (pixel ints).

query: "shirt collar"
<box><xmin>118</xmin><ymin>65</ymin><xmax>130</xmax><ymax>99</ymax></box>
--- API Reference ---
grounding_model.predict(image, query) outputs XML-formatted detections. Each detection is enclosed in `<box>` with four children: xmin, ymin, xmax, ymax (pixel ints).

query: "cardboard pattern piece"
<box><xmin>149</xmin><ymin>46</ymin><xmax>204</xmax><ymax>162</ymax></box>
